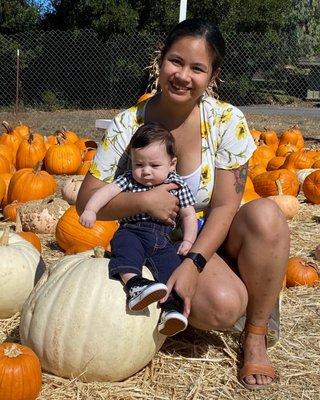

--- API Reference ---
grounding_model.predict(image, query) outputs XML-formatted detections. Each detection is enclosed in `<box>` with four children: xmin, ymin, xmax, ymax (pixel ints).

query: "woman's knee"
<box><xmin>190</xmin><ymin>286</ymin><xmax>247</xmax><ymax>331</ymax></box>
<box><xmin>240</xmin><ymin>198</ymin><xmax>289</xmax><ymax>242</ymax></box>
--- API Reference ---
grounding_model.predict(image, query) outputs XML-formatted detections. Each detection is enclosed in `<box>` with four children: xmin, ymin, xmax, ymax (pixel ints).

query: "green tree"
<box><xmin>41</xmin><ymin>0</ymin><xmax>139</xmax><ymax>37</ymax></box>
<box><xmin>0</xmin><ymin>0</ymin><xmax>40</xmax><ymax>34</ymax></box>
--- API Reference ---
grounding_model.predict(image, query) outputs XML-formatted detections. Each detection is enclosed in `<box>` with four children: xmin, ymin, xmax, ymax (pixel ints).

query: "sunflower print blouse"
<box><xmin>90</xmin><ymin>95</ymin><xmax>256</xmax><ymax>212</ymax></box>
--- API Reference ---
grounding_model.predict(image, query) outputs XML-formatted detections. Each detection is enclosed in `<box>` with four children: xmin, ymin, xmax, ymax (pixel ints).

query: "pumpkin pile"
<box><xmin>0</xmin><ymin>121</ymin><xmax>118</xmax><ymax>255</ymax></box>
<box><xmin>242</xmin><ymin>125</ymin><xmax>320</xmax><ymax>215</ymax></box>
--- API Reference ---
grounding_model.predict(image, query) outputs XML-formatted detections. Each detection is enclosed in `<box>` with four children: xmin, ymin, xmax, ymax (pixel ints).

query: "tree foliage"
<box><xmin>0</xmin><ymin>0</ymin><xmax>40</xmax><ymax>34</ymax></box>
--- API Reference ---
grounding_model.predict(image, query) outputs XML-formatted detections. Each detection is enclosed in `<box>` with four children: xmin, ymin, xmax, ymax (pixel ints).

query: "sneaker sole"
<box><xmin>158</xmin><ymin>318</ymin><xmax>187</xmax><ymax>336</ymax></box>
<box><xmin>130</xmin><ymin>288</ymin><xmax>167</xmax><ymax>311</ymax></box>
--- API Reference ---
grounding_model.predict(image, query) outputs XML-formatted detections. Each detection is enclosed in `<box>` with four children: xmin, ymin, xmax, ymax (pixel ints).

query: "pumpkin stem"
<box><xmin>4</xmin><ymin>344</ymin><xmax>23</xmax><ymax>358</ymax></box>
<box><xmin>0</xmin><ymin>226</ymin><xmax>9</xmax><ymax>246</ymax></box>
<box><xmin>15</xmin><ymin>212</ymin><xmax>22</xmax><ymax>233</ymax></box>
<box><xmin>275</xmin><ymin>179</ymin><xmax>284</xmax><ymax>196</ymax></box>
<box><xmin>33</xmin><ymin>161</ymin><xmax>43</xmax><ymax>174</ymax></box>
<box><xmin>27</xmin><ymin>128</ymin><xmax>34</xmax><ymax>144</ymax></box>
<box><xmin>93</xmin><ymin>246</ymin><xmax>106</xmax><ymax>258</ymax></box>
<box><xmin>2</xmin><ymin>121</ymin><xmax>13</xmax><ymax>134</ymax></box>
<box><xmin>56</xmin><ymin>130</ymin><xmax>66</xmax><ymax>145</ymax></box>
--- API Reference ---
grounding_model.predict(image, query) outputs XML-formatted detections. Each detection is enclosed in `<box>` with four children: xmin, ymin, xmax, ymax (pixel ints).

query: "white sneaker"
<box><xmin>158</xmin><ymin>309</ymin><xmax>188</xmax><ymax>336</ymax></box>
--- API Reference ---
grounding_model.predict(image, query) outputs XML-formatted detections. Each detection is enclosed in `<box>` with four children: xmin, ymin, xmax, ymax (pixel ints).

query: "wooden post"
<box><xmin>15</xmin><ymin>49</ymin><xmax>20</xmax><ymax>114</ymax></box>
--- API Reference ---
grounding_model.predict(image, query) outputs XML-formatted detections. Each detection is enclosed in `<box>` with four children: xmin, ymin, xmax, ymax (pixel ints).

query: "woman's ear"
<box><xmin>170</xmin><ymin>157</ymin><xmax>177</xmax><ymax>171</ymax></box>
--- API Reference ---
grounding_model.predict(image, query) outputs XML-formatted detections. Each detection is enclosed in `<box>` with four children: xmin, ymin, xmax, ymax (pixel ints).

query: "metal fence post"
<box><xmin>15</xmin><ymin>48</ymin><xmax>20</xmax><ymax>114</ymax></box>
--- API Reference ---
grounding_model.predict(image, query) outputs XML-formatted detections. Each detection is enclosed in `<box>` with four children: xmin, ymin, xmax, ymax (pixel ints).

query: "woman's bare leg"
<box><xmin>224</xmin><ymin>198</ymin><xmax>290</xmax><ymax>386</ymax></box>
<box><xmin>189</xmin><ymin>253</ymin><xmax>248</xmax><ymax>330</ymax></box>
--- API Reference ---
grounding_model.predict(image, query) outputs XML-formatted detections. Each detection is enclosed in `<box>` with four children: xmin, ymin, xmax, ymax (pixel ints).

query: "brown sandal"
<box><xmin>239</xmin><ymin>322</ymin><xmax>275</xmax><ymax>390</ymax></box>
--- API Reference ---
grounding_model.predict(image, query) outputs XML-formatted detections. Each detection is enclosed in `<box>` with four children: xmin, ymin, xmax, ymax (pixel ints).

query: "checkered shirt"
<box><xmin>114</xmin><ymin>170</ymin><xmax>195</xmax><ymax>223</ymax></box>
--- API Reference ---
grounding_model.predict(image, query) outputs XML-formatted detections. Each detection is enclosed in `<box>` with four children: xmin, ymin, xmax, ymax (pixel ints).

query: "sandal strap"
<box><xmin>245</xmin><ymin>322</ymin><xmax>268</xmax><ymax>335</ymax></box>
<box><xmin>240</xmin><ymin>363</ymin><xmax>275</xmax><ymax>381</ymax></box>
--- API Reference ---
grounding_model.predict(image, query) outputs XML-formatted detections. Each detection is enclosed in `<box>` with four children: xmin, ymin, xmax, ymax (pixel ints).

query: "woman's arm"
<box><xmin>76</xmin><ymin>173</ymin><xmax>180</xmax><ymax>223</ymax></box>
<box><xmin>190</xmin><ymin>163</ymin><xmax>248</xmax><ymax>260</ymax></box>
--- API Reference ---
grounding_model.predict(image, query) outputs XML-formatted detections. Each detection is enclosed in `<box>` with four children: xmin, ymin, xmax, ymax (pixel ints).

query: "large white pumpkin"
<box><xmin>0</xmin><ymin>227</ymin><xmax>42</xmax><ymax>319</ymax></box>
<box><xmin>20</xmin><ymin>247</ymin><xmax>166</xmax><ymax>382</ymax></box>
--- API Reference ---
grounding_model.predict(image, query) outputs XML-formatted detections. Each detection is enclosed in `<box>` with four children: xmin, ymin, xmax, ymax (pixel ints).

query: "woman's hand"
<box><xmin>161</xmin><ymin>259</ymin><xmax>199</xmax><ymax>317</ymax></box>
<box><xmin>144</xmin><ymin>183</ymin><xmax>180</xmax><ymax>225</ymax></box>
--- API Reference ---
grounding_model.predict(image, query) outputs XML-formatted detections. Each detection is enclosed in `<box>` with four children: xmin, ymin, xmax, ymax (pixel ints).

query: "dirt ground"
<box><xmin>0</xmin><ymin>106</ymin><xmax>319</xmax><ymax>141</ymax></box>
<box><xmin>0</xmin><ymin>108</ymin><xmax>320</xmax><ymax>399</ymax></box>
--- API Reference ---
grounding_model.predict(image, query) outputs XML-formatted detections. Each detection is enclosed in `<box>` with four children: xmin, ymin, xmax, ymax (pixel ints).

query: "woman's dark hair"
<box><xmin>161</xmin><ymin>18</ymin><xmax>225</xmax><ymax>72</ymax></box>
<box><xmin>129</xmin><ymin>122</ymin><xmax>175</xmax><ymax>158</ymax></box>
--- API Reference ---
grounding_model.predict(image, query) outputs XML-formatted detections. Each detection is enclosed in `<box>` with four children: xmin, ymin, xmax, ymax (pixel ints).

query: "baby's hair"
<box><xmin>129</xmin><ymin>122</ymin><xmax>175</xmax><ymax>158</ymax></box>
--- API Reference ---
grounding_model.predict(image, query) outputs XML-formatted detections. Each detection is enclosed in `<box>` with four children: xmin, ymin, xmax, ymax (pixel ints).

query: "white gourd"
<box><xmin>0</xmin><ymin>227</ymin><xmax>42</xmax><ymax>319</ymax></box>
<box><xmin>20</xmin><ymin>247</ymin><xmax>166</xmax><ymax>382</ymax></box>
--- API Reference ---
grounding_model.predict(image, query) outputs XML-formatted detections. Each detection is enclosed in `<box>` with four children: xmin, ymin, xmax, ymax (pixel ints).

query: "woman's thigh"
<box><xmin>189</xmin><ymin>252</ymin><xmax>248</xmax><ymax>331</ymax></box>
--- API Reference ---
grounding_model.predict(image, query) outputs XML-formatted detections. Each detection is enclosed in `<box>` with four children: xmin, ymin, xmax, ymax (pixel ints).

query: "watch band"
<box><xmin>185</xmin><ymin>252</ymin><xmax>207</xmax><ymax>272</ymax></box>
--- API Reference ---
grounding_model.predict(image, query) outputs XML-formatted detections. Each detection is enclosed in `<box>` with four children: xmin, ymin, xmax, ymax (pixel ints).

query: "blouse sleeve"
<box><xmin>89</xmin><ymin>105</ymin><xmax>144</xmax><ymax>183</ymax></box>
<box><xmin>214</xmin><ymin>105</ymin><xmax>256</xmax><ymax>170</ymax></box>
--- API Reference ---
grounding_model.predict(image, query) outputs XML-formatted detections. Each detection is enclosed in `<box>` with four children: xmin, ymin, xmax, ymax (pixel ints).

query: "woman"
<box><xmin>76</xmin><ymin>18</ymin><xmax>290</xmax><ymax>390</ymax></box>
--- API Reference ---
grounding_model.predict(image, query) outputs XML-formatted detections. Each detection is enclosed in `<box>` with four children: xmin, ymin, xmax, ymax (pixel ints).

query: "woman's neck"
<box><xmin>146</xmin><ymin>93</ymin><xmax>200</xmax><ymax>130</ymax></box>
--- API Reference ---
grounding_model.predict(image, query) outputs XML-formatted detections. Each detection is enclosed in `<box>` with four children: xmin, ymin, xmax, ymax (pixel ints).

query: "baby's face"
<box><xmin>131</xmin><ymin>141</ymin><xmax>176</xmax><ymax>186</ymax></box>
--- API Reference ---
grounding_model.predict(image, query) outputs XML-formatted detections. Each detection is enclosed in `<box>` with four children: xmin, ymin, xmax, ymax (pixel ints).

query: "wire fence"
<box><xmin>0</xmin><ymin>29</ymin><xmax>319</xmax><ymax>111</ymax></box>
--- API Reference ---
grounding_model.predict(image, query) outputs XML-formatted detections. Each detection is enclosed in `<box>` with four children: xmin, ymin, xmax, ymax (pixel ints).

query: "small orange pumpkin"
<box><xmin>302</xmin><ymin>169</ymin><xmax>320</xmax><ymax>204</ymax></box>
<box><xmin>260</xmin><ymin>129</ymin><xmax>279</xmax><ymax>152</ymax></box>
<box><xmin>279</xmin><ymin>125</ymin><xmax>304</xmax><ymax>149</ymax></box>
<box><xmin>44</xmin><ymin>133</ymin><xmax>82</xmax><ymax>175</ymax></box>
<box><xmin>16</xmin><ymin>132</ymin><xmax>47</xmax><ymax>170</ymax></box>
<box><xmin>253</xmin><ymin>169</ymin><xmax>300</xmax><ymax>197</ymax></box>
<box><xmin>3</xmin><ymin>200</ymin><xmax>22</xmax><ymax>221</ymax></box>
<box><xmin>7</xmin><ymin>163</ymin><xmax>57</xmax><ymax>203</ymax></box>
<box><xmin>0</xmin><ymin>342</ymin><xmax>42</xmax><ymax>400</ymax></box>
<box><xmin>266</xmin><ymin>156</ymin><xmax>285</xmax><ymax>171</ymax></box>
<box><xmin>286</xmin><ymin>257</ymin><xmax>319</xmax><ymax>287</ymax></box>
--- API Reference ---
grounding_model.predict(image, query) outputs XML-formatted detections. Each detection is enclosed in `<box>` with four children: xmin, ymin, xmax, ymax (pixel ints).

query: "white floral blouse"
<box><xmin>90</xmin><ymin>95</ymin><xmax>256</xmax><ymax>212</ymax></box>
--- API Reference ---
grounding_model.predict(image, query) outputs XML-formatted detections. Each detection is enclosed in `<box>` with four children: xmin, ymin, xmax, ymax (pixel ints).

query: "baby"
<box><xmin>80</xmin><ymin>122</ymin><xmax>198</xmax><ymax>336</ymax></box>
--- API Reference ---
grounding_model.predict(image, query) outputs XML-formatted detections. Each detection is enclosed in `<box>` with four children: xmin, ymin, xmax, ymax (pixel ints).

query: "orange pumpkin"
<box><xmin>302</xmin><ymin>169</ymin><xmax>320</xmax><ymax>204</ymax></box>
<box><xmin>0</xmin><ymin>143</ymin><xmax>14</xmax><ymax>165</ymax></box>
<box><xmin>266</xmin><ymin>156</ymin><xmax>285</xmax><ymax>171</ymax></box>
<box><xmin>16</xmin><ymin>133</ymin><xmax>47</xmax><ymax>170</ymax></box>
<box><xmin>7</xmin><ymin>163</ymin><xmax>57</xmax><ymax>203</ymax></box>
<box><xmin>55</xmin><ymin>206</ymin><xmax>118</xmax><ymax>253</ymax></box>
<box><xmin>312</xmin><ymin>160</ymin><xmax>320</xmax><ymax>168</ymax></box>
<box><xmin>0</xmin><ymin>153</ymin><xmax>12</xmax><ymax>174</ymax></box>
<box><xmin>253</xmin><ymin>169</ymin><xmax>300</xmax><ymax>197</ymax></box>
<box><xmin>279</xmin><ymin>125</ymin><xmax>304</xmax><ymax>149</ymax></box>
<box><xmin>44</xmin><ymin>133</ymin><xmax>82</xmax><ymax>175</ymax></box>
<box><xmin>248</xmin><ymin>165</ymin><xmax>266</xmax><ymax>180</ymax></box>
<box><xmin>241</xmin><ymin>176</ymin><xmax>260</xmax><ymax>204</ymax></box>
<box><xmin>282</xmin><ymin>150</ymin><xmax>314</xmax><ymax>171</ymax></box>
<box><xmin>250</xmin><ymin>144</ymin><xmax>275</xmax><ymax>169</ymax></box>
<box><xmin>83</xmin><ymin>148</ymin><xmax>96</xmax><ymax>161</ymax></box>
<box><xmin>1</xmin><ymin>121</ymin><xmax>23</xmax><ymax>162</ymax></box>
<box><xmin>0</xmin><ymin>342</ymin><xmax>42</xmax><ymax>400</ymax></box>
<box><xmin>250</xmin><ymin>128</ymin><xmax>262</xmax><ymax>144</ymax></box>
<box><xmin>0</xmin><ymin>172</ymin><xmax>13</xmax><ymax>206</ymax></box>
<box><xmin>3</xmin><ymin>200</ymin><xmax>22</xmax><ymax>221</ymax></box>
<box><xmin>276</xmin><ymin>143</ymin><xmax>297</xmax><ymax>157</ymax></box>
<box><xmin>286</xmin><ymin>257</ymin><xmax>319</xmax><ymax>287</ymax></box>
<box><xmin>12</xmin><ymin>121</ymin><xmax>30</xmax><ymax>139</ymax></box>
<box><xmin>75</xmin><ymin>137</ymin><xmax>97</xmax><ymax>153</ymax></box>
<box><xmin>0</xmin><ymin>176</ymin><xmax>6</xmax><ymax>205</ymax></box>
<box><xmin>15</xmin><ymin>213</ymin><xmax>42</xmax><ymax>253</ymax></box>
<box><xmin>260</xmin><ymin>129</ymin><xmax>279</xmax><ymax>152</ymax></box>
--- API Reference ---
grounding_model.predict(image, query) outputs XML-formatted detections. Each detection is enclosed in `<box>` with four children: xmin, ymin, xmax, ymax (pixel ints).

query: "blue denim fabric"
<box><xmin>109</xmin><ymin>221</ymin><xmax>183</xmax><ymax>284</ymax></box>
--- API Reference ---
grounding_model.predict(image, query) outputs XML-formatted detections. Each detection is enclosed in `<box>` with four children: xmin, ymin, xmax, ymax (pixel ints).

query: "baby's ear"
<box><xmin>170</xmin><ymin>157</ymin><xmax>177</xmax><ymax>171</ymax></box>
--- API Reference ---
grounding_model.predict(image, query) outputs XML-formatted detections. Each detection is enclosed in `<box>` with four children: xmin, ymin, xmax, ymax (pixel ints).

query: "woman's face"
<box><xmin>159</xmin><ymin>36</ymin><xmax>214</xmax><ymax>104</ymax></box>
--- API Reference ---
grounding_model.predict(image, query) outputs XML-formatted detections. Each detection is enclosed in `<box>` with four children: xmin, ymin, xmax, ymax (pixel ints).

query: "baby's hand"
<box><xmin>79</xmin><ymin>210</ymin><xmax>97</xmax><ymax>228</ymax></box>
<box><xmin>177</xmin><ymin>240</ymin><xmax>193</xmax><ymax>256</ymax></box>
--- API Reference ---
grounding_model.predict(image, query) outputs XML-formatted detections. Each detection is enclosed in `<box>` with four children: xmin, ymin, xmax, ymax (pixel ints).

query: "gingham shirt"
<box><xmin>114</xmin><ymin>170</ymin><xmax>195</xmax><ymax>223</ymax></box>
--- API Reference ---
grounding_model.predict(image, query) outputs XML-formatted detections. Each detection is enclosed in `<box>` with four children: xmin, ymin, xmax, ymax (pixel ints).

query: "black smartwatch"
<box><xmin>185</xmin><ymin>252</ymin><xmax>207</xmax><ymax>272</ymax></box>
